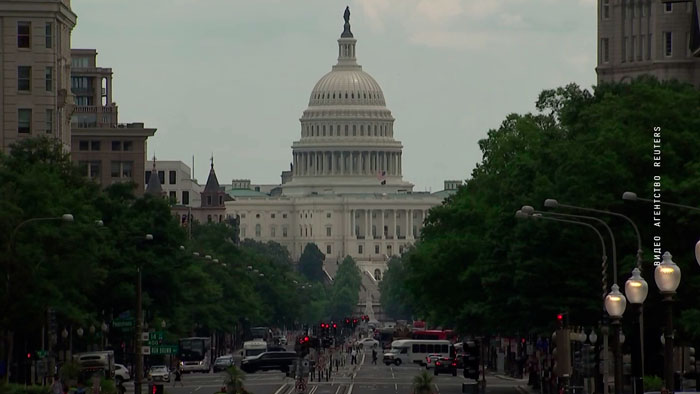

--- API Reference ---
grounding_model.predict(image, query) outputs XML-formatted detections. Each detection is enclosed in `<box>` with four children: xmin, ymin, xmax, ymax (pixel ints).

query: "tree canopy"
<box><xmin>390</xmin><ymin>78</ymin><xmax>700</xmax><ymax>338</ymax></box>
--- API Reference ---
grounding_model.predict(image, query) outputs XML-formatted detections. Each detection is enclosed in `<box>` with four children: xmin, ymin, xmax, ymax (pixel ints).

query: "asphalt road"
<box><xmin>124</xmin><ymin>350</ymin><xmax>528</xmax><ymax>394</ymax></box>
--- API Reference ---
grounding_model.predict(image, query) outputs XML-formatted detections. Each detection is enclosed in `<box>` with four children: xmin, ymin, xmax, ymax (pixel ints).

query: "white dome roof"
<box><xmin>309</xmin><ymin>69</ymin><xmax>386</xmax><ymax>106</ymax></box>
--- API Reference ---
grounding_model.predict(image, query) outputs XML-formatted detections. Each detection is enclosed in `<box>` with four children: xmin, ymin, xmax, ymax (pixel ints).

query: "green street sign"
<box><xmin>150</xmin><ymin>345</ymin><xmax>177</xmax><ymax>355</ymax></box>
<box><xmin>148</xmin><ymin>339</ymin><xmax>163</xmax><ymax>346</ymax></box>
<box><xmin>36</xmin><ymin>350</ymin><xmax>47</xmax><ymax>358</ymax></box>
<box><xmin>113</xmin><ymin>318</ymin><xmax>135</xmax><ymax>328</ymax></box>
<box><xmin>149</xmin><ymin>331</ymin><xmax>164</xmax><ymax>341</ymax></box>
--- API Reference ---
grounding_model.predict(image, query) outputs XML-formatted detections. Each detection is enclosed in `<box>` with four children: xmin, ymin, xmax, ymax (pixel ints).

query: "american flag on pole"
<box><xmin>377</xmin><ymin>170</ymin><xmax>386</xmax><ymax>185</ymax></box>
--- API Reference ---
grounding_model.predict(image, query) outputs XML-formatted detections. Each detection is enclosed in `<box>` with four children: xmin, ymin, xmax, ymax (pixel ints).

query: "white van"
<box><xmin>242</xmin><ymin>340</ymin><xmax>267</xmax><ymax>358</ymax></box>
<box><xmin>383</xmin><ymin>339</ymin><xmax>453</xmax><ymax>366</ymax></box>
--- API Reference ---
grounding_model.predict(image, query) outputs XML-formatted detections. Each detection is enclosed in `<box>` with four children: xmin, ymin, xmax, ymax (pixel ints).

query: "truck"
<box><xmin>73</xmin><ymin>351</ymin><xmax>115</xmax><ymax>380</ymax></box>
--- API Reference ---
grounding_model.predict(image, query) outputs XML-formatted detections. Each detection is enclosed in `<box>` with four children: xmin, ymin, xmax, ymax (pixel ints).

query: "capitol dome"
<box><xmin>309</xmin><ymin>69</ymin><xmax>386</xmax><ymax>107</ymax></box>
<box><xmin>282</xmin><ymin>6</ymin><xmax>413</xmax><ymax>196</ymax></box>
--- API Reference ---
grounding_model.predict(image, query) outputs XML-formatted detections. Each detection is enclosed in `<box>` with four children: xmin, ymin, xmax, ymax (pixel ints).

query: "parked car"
<box><xmin>240</xmin><ymin>351</ymin><xmax>297</xmax><ymax>374</ymax></box>
<box><xmin>114</xmin><ymin>364</ymin><xmax>130</xmax><ymax>384</ymax></box>
<box><xmin>433</xmin><ymin>356</ymin><xmax>458</xmax><ymax>376</ymax></box>
<box><xmin>147</xmin><ymin>365</ymin><xmax>170</xmax><ymax>382</ymax></box>
<box><xmin>355</xmin><ymin>338</ymin><xmax>379</xmax><ymax>349</ymax></box>
<box><xmin>424</xmin><ymin>354</ymin><xmax>442</xmax><ymax>370</ymax></box>
<box><xmin>213</xmin><ymin>355</ymin><xmax>235</xmax><ymax>372</ymax></box>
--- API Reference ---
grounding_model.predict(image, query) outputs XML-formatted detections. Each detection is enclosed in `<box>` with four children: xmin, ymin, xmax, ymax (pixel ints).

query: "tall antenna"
<box><xmin>192</xmin><ymin>155</ymin><xmax>195</xmax><ymax>180</ymax></box>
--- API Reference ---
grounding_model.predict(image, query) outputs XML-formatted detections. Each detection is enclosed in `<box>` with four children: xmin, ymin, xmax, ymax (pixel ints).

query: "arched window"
<box><xmin>374</xmin><ymin>269</ymin><xmax>382</xmax><ymax>281</ymax></box>
<box><xmin>333</xmin><ymin>93</ymin><xmax>335</xmax><ymax>99</ymax></box>
<box><xmin>323</xmin><ymin>125</ymin><xmax>326</xmax><ymax>136</ymax></box>
<box><xmin>345</xmin><ymin>125</ymin><xmax>348</xmax><ymax>136</ymax></box>
<box><xmin>255</xmin><ymin>223</ymin><xmax>261</xmax><ymax>237</ymax></box>
<box><xmin>351</xmin><ymin>93</ymin><xmax>354</xmax><ymax>99</ymax></box>
<box><xmin>345</xmin><ymin>92</ymin><xmax>348</xmax><ymax>99</ymax></box>
<box><xmin>360</xmin><ymin>125</ymin><xmax>364</xmax><ymax>136</ymax></box>
<box><xmin>353</xmin><ymin>125</ymin><xmax>356</xmax><ymax>136</ymax></box>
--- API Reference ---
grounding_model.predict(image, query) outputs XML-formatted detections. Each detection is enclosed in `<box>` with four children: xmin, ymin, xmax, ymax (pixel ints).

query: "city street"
<box><xmin>124</xmin><ymin>350</ymin><xmax>528</xmax><ymax>394</ymax></box>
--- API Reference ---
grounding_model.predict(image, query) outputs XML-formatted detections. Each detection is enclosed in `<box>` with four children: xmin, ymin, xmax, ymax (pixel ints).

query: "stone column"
<box><xmin>398</xmin><ymin>153</ymin><xmax>402</xmax><ymax>175</ymax></box>
<box><xmin>408</xmin><ymin>209</ymin><xmax>414</xmax><ymax>239</ymax></box>
<box><xmin>380</xmin><ymin>209</ymin><xmax>385</xmax><ymax>239</ymax></box>
<box><xmin>350</xmin><ymin>209</ymin><xmax>355</xmax><ymax>238</ymax></box>
<box><xmin>368</xmin><ymin>210</ymin><xmax>374</xmax><ymax>240</ymax></box>
<box><xmin>364</xmin><ymin>210</ymin><xmax>369</xmax><ymax>239</ymax></box>
<box><xmin>341</xmin><ymin>152</ymin><xmax>345</xmax><ymax>175</ymax></box>
<box><xmin>393</xmin><ymin>210</ymin><xmax>397</xmax><ymax>238</ymax></box>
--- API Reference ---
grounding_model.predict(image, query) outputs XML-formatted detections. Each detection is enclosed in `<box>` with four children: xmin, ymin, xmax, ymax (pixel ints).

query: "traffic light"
<box><xmin>684</xmin><ymin>346</ymin><xmax>696</xmax><ymax>373</ymax></box>
<box><xmin>557</xmin><ymin>313</ymin><xmax>564</xmax><ymax>328</ymax></box>
<box><xmin>463</xmin><ymin>340</ymin><xmax>480</xmax><ymax>380</ymax></box>
<box><xmin>26</xmin><ymin>352</ymin><xmax>32</xmax><ymax>360</ymax></box>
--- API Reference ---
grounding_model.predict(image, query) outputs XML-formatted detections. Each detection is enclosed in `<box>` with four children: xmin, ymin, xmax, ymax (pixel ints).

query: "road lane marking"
<box><xmin>273</xmin><ymin>383</ymin><xmax>288</xmax><ymax>394</ymax></box>
<box><xmin>434</xmin><ymin>383</ymin><xmax>440</xmax><ymax>393</ymax></box>
<box><xmin>347</xmin><ymin>383</ymin><xmax>354</xmax><ymax>394</ymax></box>
<box><xmin>334</xmin><ymin>384</ymin><xmax>343</xmax><ymax>394</ymax></box>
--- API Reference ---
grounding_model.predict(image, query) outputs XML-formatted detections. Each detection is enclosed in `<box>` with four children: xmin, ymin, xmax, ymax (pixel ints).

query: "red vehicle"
<box><xmin>412</xmin><ymin>330</ymin><xmax>457</xmax><ymax>342</ymax></box>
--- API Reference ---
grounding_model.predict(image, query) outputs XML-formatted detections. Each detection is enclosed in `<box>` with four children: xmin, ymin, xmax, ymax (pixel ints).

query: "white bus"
<box><xmin>383</xmin><ymin>339</ymin><xmax>454</xmax><ymax>366</ymax></box>
<box><xmin>178</xmin><ymin>337</ymin><xmax>212</xmax><ymax>373</ymax></box>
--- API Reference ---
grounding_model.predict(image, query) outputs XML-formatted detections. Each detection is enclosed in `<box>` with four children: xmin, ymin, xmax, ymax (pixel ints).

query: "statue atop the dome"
<box><xmin>341</xmin><ymin>6</ymin><xmax>353</xmax><ymax>38</ymax></box>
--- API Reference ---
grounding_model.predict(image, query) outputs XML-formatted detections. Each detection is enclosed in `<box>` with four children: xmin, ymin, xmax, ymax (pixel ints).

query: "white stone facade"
<box><xmin>146</xmin><ymin>160</ymin><xmax>202</xmax><ymax>206</ymax></box>
<box><xmin>224</xmin><ymin>10</ymin><xmax>455</xmax><ymax>273</ymax></box>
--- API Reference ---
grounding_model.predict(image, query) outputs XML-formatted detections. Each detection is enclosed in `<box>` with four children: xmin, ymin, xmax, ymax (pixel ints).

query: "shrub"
<box><xmin>643</xmin><ymin>375</ymin><xmax>663</xmax><ymax>391</ymax></box>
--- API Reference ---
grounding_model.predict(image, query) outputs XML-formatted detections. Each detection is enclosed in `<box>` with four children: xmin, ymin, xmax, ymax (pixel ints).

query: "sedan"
<box><xmin>148</xmin><ymin>366</ymin><xmax>170</xmax><ymax>382</ymax></box>
<box><xmin>213</xmin><ymin>355</ymin><xmax>235</xmax><ymax>372</ymax></box>
<box><xmin>433</xmin><ymin>357</ymin><xmax>458</xmax><ymax>376</ymax></box>
<box><xmin>355</xmin><ymin>338</ymin><xmax>379</xmax><ymax>349</ymax></box>
<box><xmin>424</xmin><ymin>353</ymin><xmax>442</xmax><ymax>369</ymax></box>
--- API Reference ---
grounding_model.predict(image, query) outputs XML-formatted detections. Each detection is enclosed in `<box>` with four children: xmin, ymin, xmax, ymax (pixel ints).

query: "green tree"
<box><xmin>298</xmin><ymin>243</ymin><xmax>325</xmax><ymax>282</ymax></box>
<box><xmin>399</xmin><ymin>77</ymin><xmax>700</xmax><ymax>336</ymax></box>
<box><xmin>223</xmin><ymin>365</ymin><xmax>248</xmax><ymax>394</ymax></box>
<box><xmin>379</xmin><ymin>255</ymin><xmax>415</xmax><ymax>320</ymax></box>
<box><xmin>326</xmin><ymin>256</ymin><xmax>361</xmax><ymax>319</ymax></box>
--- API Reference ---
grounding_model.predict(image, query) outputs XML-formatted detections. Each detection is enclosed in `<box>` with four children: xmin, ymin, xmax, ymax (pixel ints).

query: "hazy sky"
<box><xmin>70</xmin><ymin>0</ymin><xmax>597</xmax><ymax>191</ymax></box>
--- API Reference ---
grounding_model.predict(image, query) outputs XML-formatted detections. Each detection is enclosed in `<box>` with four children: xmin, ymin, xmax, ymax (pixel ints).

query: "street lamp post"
<box><xmin>604</xmin><ymin>284</ymin><xmax>627</xmax><ymax>394</ymax></box>
<box><xmin>655</xmin><ymin>252</ymin><xmax>681</xmax><ymax>390</ymax></box>
<box><xmin>625</xmin><ymin>268</ymin><xmax>648</xmax><ymax>394</ymax></box>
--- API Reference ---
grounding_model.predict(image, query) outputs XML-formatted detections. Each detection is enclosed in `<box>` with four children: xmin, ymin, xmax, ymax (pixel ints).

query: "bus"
<box><xmin>178</xmin><ymin>337</ymin><xmax>212</xmax><ymax>373</ymax></box>
<box><xmin>384</xmin><ymin>339</ymin><xmax>454</xmax><ymax>366</ymax></box>
<box><xmin>248</xmin><ymin>326</ymin><xmax>270</xmax><ymax>341</ymax></box>
<box><xmin>411</xmin><ymin>329</ymin><xmax>457</xmax><ymax>342</ymax></box>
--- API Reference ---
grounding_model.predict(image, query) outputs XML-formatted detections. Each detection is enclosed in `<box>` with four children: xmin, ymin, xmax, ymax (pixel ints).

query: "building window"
<box><xmin>112</xmin><ymin>141</ymin><xmax>122</xmax><ymax>151</ymax></box>
<box><xmin>45</xmin><ymin>23</ymin><xmax>52</xmax><ymax>48</ymax></box>
<box><xmin>169</xmin><ymin>171</ymin><xmax>176</xmax><ymax>184</ymax></box>
<box><xmin>601</xmin><ymin>38</ymin><xmax>610</xmax><ymax>63</ymax></box>
<box><xmin>372</xmin><ymin>225</ymin><xmax>377</xmax><ymax>237</ymax></box>
<box><xmin>622</xmin><ymin>37</ymin><xmax>628</xmax><ymax>62</ymax></box>
<box><xmin>145</xmin><ymin>171</ymin><xmax>151</xmax><ymax>184</ymax></box>
<box><xmin>300</xmin><ymin>226</ymin><xmax>303</xmax><ymax>236</ymax></box>
<box><xmin>256</xmin><ymin>213</ymin><xmax>260</xmax><ymax>218</ymax></box>
<box><xmin>207</xmin><ymin>215</ymin><xmax>212</xmax><ymax>223</ymax></box>
<box><xmin>45</xmin><ymin>109</ymin><xmax>53</xmax><ymax>133</ymax></box>
<box><xmin>18</xmin><ymin>109</ymin><xmax>31</xmax><ymax>133</ymax></box>
<box><xmin>123</xmin><ymin>141</ymin><xmax>133</xmax><ymax>151</ymax></box>
<box><xmin>91</xmin><ymin>141</ymin><xmax>100</xmax><ymax>151</ymax></box>
<box><xmin>602</xmin><ymin>0</ymin><xmax>610</xmax><ymax>19</ymax></box>
<box><xmin>326</xmin><ymin>245</ymin><xmax>332</xmax><ymax>254</ymax></box>
<box><xmin>638</xmin><ymin>35</ymin><xmax>644</xmax><ymax>60</ymax></box>
<box><xmin>647</xmin><ymin>33</ymin><xmax>652</xmax><ymax>60</ymax></box>
<box><xmin>182</xmin><ymin>191</ymin><xmax>190</xmax><ymax>205</ymax></box>
<box><xmin>110</xmin><ymin>161</ymin><xmax>133</xmax><ymax>178</ymax></box>
<box><xmin>271</xmin><ymin>226</ymin><xmax>276</xmax><ymax>237</ymax></box>
<box><xmin>283</xmin><ymin>226</ymin><xmax>288</xmax><ymax>237</ymax></box>
<box><xmin>271</xmin><ymin>213</ymin><xmax>276</xmax><ymax>219</ymax></box>
<box><xmin>375</xmin><ymin>244</ymin><xmax>380</xmax><ymax>254</ymax></box>
<box><xmin>241</xmin><ymin>226</ymin><xmax>246</xmax><ymax>237</ymax></box>
<box><xmin>387</xmin><ymin>245</ymin><xmax>392</xmax><ymax>254</ymax></box>
<box><xmin>18</xmin><ymin>66</ymin><xmax>31</xmax><ymax>91</ymax></box>
<box><xmin>358</xmin><ymin>245</ymin><xmax>363</xmax><ymax>254</ymax></box>
<box><xmin>79</xmin><ymin>140</ymin><xmax>89</xmax><ymax>151</ymax></box>
<box><xmin>88</xmin><ymin>161</ymin><xmax>101</xmax><ymax>179</ymax></box>
<box><xmin>255</xmin><ymin>224</ymin><xmax>261</xmax><ymax>237</ymax></box>
<box><xmin>169</xmin><ymin>191</ymin><xmax>177</xmax><ymax>202</ymax></box>
<box><xmin>17</xmin><ymin>22</ymin><xmax>30</xmax><ymax>48</ymax></box>
<box><xmin>326</xmin><ymin>227</ymin><xmax>332</xmax><ymax>237</ymax></box>
<box><xmin>158</xmin><ymin>171</ymin><xmax>164</xmax><ymax>184</ymax></box>
<box><xmin>45</xmin><ymin>67</ymin><xmax>53</xmax><ymax>91</ymax></box>
<box><xmin>664</xmin><ymin>31</ymin><xmax>672</xmax><ymax>56</ymax></box>
<box><xmin>326</xmin><ymin>212</ymin><xmax>331</xmax><ymax>218</ymax></box>
<box><xmin>283</xmin><ymin>213</ymin><xmax>287</xmax><ymax>219</ymax></box>
<box><xmin>631</xmin><ymin>36</ymin><xmax>636</xmax><ymax>61</ymax></box>
<box><xmin>665</xmin><ymin>2</ymin><xmax>672</xmax><ymax>12</ymax></box>
<box><xmin>207</xmin><ymin>195</ymin><xmax>212</xmax><ymax>205</ymax></box>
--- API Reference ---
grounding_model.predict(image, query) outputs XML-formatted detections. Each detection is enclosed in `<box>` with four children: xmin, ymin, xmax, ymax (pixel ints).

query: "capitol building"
<box><xmin>154</xmin><ymin>8</ymin><xmax>460</xmax><ymax>278</ymax></box>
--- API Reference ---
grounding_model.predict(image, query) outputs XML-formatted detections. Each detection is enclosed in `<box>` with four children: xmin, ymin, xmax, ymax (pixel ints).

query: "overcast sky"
<box><xmin>70</xmin><ymin>0</ymin><xmax>597</xmax><ymax>192</ymax></box>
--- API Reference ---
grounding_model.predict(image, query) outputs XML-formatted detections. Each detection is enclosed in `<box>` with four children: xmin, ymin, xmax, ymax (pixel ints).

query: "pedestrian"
<box><xmin>371</xmin><ymin>349</ymin><xmax>377</xmax><ymax>365</ymax></box>
<box><xmin>350</xmin><ymin>347</ymin><xmax>357</xmax><ymax>365</ymax></box>
<box><xmin>51</xmin><ymin>374</ymin><xmax>63</xmax><ymax>394</ymax></box>
<box><xmin>174</xmin><ymin>365</ymin><xmax>183</xmax><ymax>387</ymax></box>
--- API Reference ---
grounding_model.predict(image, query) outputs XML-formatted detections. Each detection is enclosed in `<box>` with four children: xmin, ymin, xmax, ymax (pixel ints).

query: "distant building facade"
<box><xmin>597</xmin><ymin>0</ymin><xmax>700</xmax><ymax>87</ymax></box>
<box><xmin>0</xmin><ymin>0</ymin><xmax>77</xmax><ymax>152</ymax></box>
<box><xmin>69</xmin><ymin>49</ymin><xmax>156</xmax><ymax>195</ymax></box>
<box><xmin>145</xmin><ymin>159</ymin><xmax>202</xmax><ymax>207</ymax></box>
